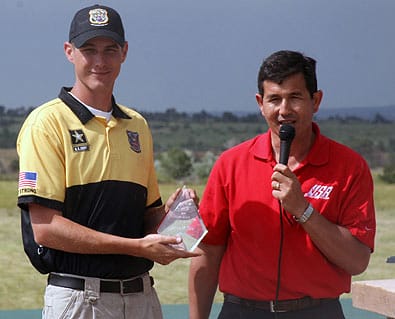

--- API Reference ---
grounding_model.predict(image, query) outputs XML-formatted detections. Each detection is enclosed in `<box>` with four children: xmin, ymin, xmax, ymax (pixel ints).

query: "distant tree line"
<box><xmin>0</xmin><ymin>105</ymin><xmax>392</xmax><ymax>127</ymax></box>
<box><xmin>1</xmin><ymin>105</ymin><xmax>394</xmax><ymax>183</ymax></box>
<box><xmin>139</xmin><ymin>108</ymin><xmax>262</xmax><ymax>123</ymax></box>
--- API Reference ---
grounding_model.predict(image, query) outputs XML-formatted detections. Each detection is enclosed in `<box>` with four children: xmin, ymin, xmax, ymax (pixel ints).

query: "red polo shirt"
<box><xmin>200</xmin><ymin>123</ymin><xmax>375</xmax><ymax>300</ymax></box>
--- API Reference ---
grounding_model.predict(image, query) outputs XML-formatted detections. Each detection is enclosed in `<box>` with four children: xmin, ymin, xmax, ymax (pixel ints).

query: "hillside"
<box><xmin>0</xmin><ymin>106</ymin><xmax>394</xmax><ymax>180</ymax></box>
<box><xmin>316</xmin><ymin>105</ymin><xmax>395</xmax><ymax>121</ymax></box>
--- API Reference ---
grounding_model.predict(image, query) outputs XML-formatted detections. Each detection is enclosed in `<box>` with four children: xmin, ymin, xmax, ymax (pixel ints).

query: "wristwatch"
<box><xmin>294</xmin><ymin>203</ymin><xmax>314</xmax><ymax>224</ymax></box>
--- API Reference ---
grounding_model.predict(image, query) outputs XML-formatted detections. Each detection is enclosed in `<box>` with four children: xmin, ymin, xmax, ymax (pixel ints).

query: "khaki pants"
<box><xmin>42</xmin><ymin>274</ymin><xmax>163</xmax><ymax>319</ymax></box>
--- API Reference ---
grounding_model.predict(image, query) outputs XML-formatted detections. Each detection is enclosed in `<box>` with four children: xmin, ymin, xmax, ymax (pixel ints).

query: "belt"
<box><xmin>224</xmin><ymin>294</ymin><xmax>338</xmax><ymax>313</ymax></box>
<box><xmin>48</xmin><ymin>273</ymin><xmax>154</xmax><ymax>294</ymax></box>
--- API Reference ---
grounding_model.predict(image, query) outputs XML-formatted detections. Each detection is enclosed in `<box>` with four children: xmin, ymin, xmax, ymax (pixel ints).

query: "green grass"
<box><xmin>352</xmin><ymin>174</ymin><xmax>395</xmax><ymax>281</ymax></box>
<box><xmin>0</xmin><ymin>179</ymin><xmax>394</xmax><ymax>309</ymax></box>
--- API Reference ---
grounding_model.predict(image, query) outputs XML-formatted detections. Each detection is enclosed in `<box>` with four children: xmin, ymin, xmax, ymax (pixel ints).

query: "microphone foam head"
<box><xmin>279</xmin><ymin>124</ymin><xmax>295</xmax><ymax>141</ymax></box>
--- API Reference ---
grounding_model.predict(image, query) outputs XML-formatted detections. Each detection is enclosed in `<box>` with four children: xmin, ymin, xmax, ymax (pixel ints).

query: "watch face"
<box><xmin>298</xmin><ymin>204</ymin><xmax>314</xmax><ymax>224</ymax></box>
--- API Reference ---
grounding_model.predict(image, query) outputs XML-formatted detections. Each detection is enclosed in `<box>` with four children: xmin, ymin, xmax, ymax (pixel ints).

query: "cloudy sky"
<box><xmin>1</xmin><ymin>0</ymin><xmax>394</xmax><ymax>113</ymax></box>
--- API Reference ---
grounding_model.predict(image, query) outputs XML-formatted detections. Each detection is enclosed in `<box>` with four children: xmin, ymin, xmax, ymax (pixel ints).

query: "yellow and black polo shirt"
<box><xmin>17</xmin><ymin>87</ymin><xmax>161</xmax><ymax>278</ymax></box>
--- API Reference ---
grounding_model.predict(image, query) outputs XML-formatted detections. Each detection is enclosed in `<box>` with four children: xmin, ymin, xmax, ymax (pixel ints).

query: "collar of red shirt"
<box><xmin>250</xmin><ymin>122</ymin><xmax>329</xmax><ymax>167</ymax></box>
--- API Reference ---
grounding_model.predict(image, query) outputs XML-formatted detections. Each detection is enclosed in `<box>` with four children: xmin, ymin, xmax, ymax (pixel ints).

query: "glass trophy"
<box><xmin>157</xmin><ymin>186</ymin><xmax>208</xmax><ymax>252</ymax></box>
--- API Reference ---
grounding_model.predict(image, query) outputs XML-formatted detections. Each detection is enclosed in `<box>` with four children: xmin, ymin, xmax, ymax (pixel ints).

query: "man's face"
<box><xmin>256</xmin><ymin>73</ymin><xmax>322</xmax><ymax>140</ymax></box>
<box><xmin>65</xmin><ymin>37</ymin><xmax>128</xmax><ymax>94</ymax></box>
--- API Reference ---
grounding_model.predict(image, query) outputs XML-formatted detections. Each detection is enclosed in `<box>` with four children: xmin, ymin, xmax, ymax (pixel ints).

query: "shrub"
<box><xmin>379</xmin><ymin>164</ymin><xmax>395</xmax><ymax>184</ymax></box>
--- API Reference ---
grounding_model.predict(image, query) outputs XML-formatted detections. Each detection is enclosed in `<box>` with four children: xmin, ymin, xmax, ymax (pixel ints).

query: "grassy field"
<box><xmin>0</xmin><ymin>178</ymin><xmax>394</xmax><ymax>310</ymax></box>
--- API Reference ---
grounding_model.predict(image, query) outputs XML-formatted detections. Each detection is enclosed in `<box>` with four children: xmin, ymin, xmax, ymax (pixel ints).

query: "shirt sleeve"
<box><xmin>17</xmin><ymin>112</ymin><xmax>66</xmax><ymax>208</ymax></box>
<box><xmin>339</xmin><ymin>157</ymin><xmax>376</xmax><ymax>251</ymax></box>
<box><xmin>143</xmin><ymin>125</ymin><xmax>161</xmax><ymax>208</ymax></box>
<box><xmin>199</xmin><ymin>156</ymin><xmax>230</xmax><ymax>245</ymax></box>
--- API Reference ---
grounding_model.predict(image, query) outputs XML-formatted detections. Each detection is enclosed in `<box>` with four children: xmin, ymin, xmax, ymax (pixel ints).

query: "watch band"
<box><xmin>294</xmin><ymin>203</ymin><xmax>314</xmax><ymax>224</ymax></box>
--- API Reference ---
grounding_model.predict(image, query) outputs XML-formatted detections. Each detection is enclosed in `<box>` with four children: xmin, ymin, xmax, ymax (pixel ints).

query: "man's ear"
<box><xmin>256</xmin><ymin>93</ymin><xmax>266</xmax><ymax>117</ymax></box>
<box><xmin>121</xmin><ymin>41</ymin><xmax>128</xmax><ymax>63</ymax></box>
<box><xmin>312</xmin><ymin>90</ymin><xmax>323</xmax><ymax>113</ymax></box>
<box><xmin>64</xmin><ymin>42</ymin><xmax>75</xmax><ymax>63</ymax></box>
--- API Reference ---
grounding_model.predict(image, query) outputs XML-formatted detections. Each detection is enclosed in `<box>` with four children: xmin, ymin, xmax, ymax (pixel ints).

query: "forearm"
<box><xmin>302</xmin><ymin>209</ymin><xmax>371</xmax><ymax>275</ymax></box>
<box><xmin>189</xmin><ymin>244</ymin><xmax>225</xmax><ymax>319</ymax></box>
<box><xmin>189</xmin><ymin>263</ymin><xmax>218</xmax><ymax>318</ymax></box>
<box><xmin>30</xmin><ymin>203</ymin><xmax>200</xmax><ymax>265</ymax></box>
<box><xmin>31</xmin><ymin>211</ymin><xmax>143</xmax><ymax>256</ymax></box>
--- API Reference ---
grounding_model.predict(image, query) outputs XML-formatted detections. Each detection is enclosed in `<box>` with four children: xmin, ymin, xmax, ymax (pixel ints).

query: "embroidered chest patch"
<box><xmin>304</xmin><ymin>184</ymin><xmax>334</xmax><ymax>200</ymax></box>
<box><xmin>126</xmin><ymin>130</ymin><xmax>141</xmax><ymax>153</ymax></box>
<box><xmin>69</xmin><ymin>129</ymin><xmax>90</xmax><ymax>152</ymax></box>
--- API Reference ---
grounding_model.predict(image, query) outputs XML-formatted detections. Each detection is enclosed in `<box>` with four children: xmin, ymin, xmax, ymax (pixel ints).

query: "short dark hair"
<box><xmin>257</xmin><ymin>50</ymin><xmax>318</xmax><ymax>97</ymax></box>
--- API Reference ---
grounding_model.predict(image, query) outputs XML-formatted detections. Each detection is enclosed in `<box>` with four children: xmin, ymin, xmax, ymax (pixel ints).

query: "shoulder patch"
<box><xmin>126</xmin><ymin>130</ymin><xmax>141</xmax><ymax>153</ymax></box>
<box><xmin>18</xmin><ymin>171</ymin><xmax>38</xmax><ymax>195</ymax></box>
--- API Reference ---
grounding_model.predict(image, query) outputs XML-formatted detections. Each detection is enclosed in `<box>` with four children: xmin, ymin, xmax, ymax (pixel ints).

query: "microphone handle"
<box><xmin>279</xmin><ymin>140</ymin><xmax>291</xmax><ymax>165</ymax></box>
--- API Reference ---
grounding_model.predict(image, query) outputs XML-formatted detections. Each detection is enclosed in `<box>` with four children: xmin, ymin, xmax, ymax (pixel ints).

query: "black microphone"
<box><xmin>279</xmin><ymin>124</ymin><xmax>295</xmax><ymax>165</ymax></box>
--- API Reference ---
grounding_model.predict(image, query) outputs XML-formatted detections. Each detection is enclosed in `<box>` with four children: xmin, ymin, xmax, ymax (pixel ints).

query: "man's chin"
<box><xmin>88</xmin><ymin>81</ymin><xmax>113</xmax><ymax>93</ymax></box>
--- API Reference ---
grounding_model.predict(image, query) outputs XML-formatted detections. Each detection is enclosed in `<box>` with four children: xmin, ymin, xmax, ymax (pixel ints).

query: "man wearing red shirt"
<box><xmin>189</xmin><ymin>50</ymin><xmax>375</xmax><ymax>319</ymax></box>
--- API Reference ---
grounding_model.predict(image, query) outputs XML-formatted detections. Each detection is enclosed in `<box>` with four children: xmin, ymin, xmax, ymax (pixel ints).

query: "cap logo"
<box><xmin>89</xmin><ymin>8</ymin><xmax>109</xmax><ymax>26</ymax></box>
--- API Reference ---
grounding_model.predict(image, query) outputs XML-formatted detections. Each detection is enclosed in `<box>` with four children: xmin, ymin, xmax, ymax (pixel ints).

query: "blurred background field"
<box><xmin>0</xmin><ymin>177</ymin><xmax>394</xmax><ymax>310</ymax></box>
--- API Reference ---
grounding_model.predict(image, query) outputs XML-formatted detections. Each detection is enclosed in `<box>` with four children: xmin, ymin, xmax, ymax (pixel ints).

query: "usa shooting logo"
<box><xmin>304</xmin><ymin>184</ymin><xmax>334</xmax><ymax>200</ymax></box>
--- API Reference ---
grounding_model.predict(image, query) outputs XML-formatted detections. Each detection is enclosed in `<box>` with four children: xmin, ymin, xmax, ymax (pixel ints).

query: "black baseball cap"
<box><xmin>69</xmin><ymin>4</ymin><xmax>125</xmax><ymax>48</ymax></box>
